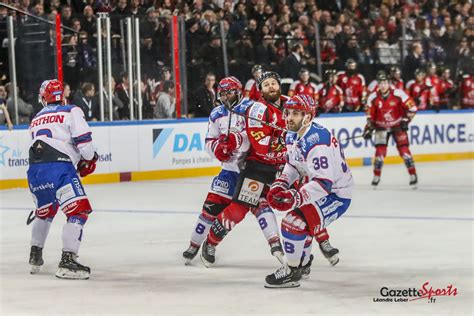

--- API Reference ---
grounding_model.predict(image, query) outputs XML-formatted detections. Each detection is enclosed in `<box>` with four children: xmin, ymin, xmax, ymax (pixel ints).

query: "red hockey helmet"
<box><xmin>284</xmin><ymin>94</ymin><xmax>316</xmax><ymax>117</ymax></box>
<box><xmin>39</xmin><ymin>79</ymin><xmax>64</xmax><ymax>106</ymax></box>
<box><xmin>217</xmin><ymin>76</ymin><xmax>243</xmax><ymax>106</ymax></box>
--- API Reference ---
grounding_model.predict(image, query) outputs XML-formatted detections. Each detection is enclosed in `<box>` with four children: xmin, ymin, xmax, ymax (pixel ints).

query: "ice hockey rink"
<box><xmin>0</xmin><ymin>160</ymin><xmax>472</xmax><ymax>315</ymax></box>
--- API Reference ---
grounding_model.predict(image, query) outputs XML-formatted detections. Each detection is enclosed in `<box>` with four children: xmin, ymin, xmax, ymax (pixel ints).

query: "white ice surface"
<box><xmin>1</xmin><ymin>161</ymin><xmax>473</xmax><ymax>315</ymax></box>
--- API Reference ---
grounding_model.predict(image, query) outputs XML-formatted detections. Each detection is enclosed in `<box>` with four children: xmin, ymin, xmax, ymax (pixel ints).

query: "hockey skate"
<box><xmin>29</xmin><ymin>246</ymin><xmax>44</xmax><ymax>274</ymax></box>
<box><xmin>55</xmin><ymin>251</ymin><xmax>90</xmax><ymax>280</ymax></box>
<box><xmin>409</xmin><ymin>174</ymin><xmax>418</xmax><ymax>189</ymax></box>
<box><xmin>200</xmin><ymin>240</ymin><xmax>216</xmax><ymax>268</ymax></box>
<box><xmin>265</xmin><ymin>265</ymin><xmax>302</xmax><ymax>288</ymax></box>
<box><xmin>319</xmin><ymin>240</ymin><xmax>339</xmax><ymax>266</ymax></box>
<box><xmin>371</xmin><ymin>175</ymin><xmax>380</xmax><ymax>188</ymax></box>
<box><xmin>183</xmin><ymin>244</ymin><xmax>200</xmax><ymax>265</ymax></box>
<box><xmin>269</xmin><ymin>240</ymin><xmax>285</xmax><ymax>264</ymax></box>
<box><xmin>301</xmin><ymin>254</ymin><xmax>314</xmax><ymax>280</ymax></box>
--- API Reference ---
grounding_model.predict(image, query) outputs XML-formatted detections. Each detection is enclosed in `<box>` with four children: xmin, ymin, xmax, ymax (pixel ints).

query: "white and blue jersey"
<box><xmin>282</xmin><ymin>120</ymin><xmax>354</xmax><ymax>228</ymax></box>
<box><xmin>205</xmin><ymin>99</ymin><xmax>252</xmax><ymax>198</ymax></box>
<box><xmin>27</xmin><ymin>104</ymin><xmax>95</xmax><ymax>216</ymax></box>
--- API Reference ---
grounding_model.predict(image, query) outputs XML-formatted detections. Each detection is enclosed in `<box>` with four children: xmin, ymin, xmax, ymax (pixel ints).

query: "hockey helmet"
<box><xmin>39</xmin><ymin>79</ymin><xmax>64</xmax><ymax>106</ymax></box>
<box><xmin>217</xmin><ymin>76</ymin><xmax>243</xmax><ymax>107</ymax></box>
<box><xmin>251</xmin><ymin>64</ymin><xmax>264</xmax><ymax>75</ymax></box>
<box><xmin>284</xmin><ymin>94</ymin><xmax>316</xmax><ymax>117</ymax></box>
<box><xmin>256</xmin><ymin>71</ymin><xmax>281</xmax><ymax>90</ymax></box>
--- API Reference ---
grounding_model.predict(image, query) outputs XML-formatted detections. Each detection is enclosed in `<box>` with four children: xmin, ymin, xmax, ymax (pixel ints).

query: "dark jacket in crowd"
<box><xmin>191</xmin><ymin>86</ymin><xmax>216</xmax><ymax>118</ymax></box>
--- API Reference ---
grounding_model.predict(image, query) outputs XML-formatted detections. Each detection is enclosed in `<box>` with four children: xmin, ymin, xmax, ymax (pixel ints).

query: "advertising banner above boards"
<box><xmin>0</xmin><ymin>111</ymin><xmax>472</xmax><ymax>188</ymax></box>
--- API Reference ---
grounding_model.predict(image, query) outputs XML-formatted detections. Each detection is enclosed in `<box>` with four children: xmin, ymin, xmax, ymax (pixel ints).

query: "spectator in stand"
<box><xmin>63</xmin><ymin>83</ymin><xmax>72</xmax><ymax>105</ymax></box>
<box><xmin>61</xmin><ymin>5</ymin><xmax>74</xmax><ymax>28</ymax></box>
<box><xmin>73</xmin><ymin>82</ymin><xmax>99</xmax><ymax>121</ymax></box>
<box><xmin>81</xmin><ymin>6</ymin><xmax>96</xmax><ymax>38</ymax></box>
<box><xmin>281</xmin><ymin>43</ymin><xmax>304</xmax><ymax>80</ymax></box>
<box><xmin>130</xmin><ymin>0</ymin><xmax>146</xmax><ymax>18</ymax></box>
<box><xmin>154</xmin><ymin>81</ymin><xmax>175</xmax><ymax>119</ymax></box>
<box><xmin>255</xmin><ymin>35</ymin><xmax>278</xmax><ymax>67</ymax></box>
<box><xmin>71</xmin><ymin>18</ymin><xmax>82</xmax><ymax>33</ymax></box>
<box><xmin>403</xmin><ymin>42</ymin><xmax>424</xmax><ymax>82</ymax></box>
<box><xmin>0</xmin><ymin>86</ymin><xmax>13</xmax><ymax>130</ymax></box>
<box><xmin>190</xmin><ymin>73</ymin><xmax>216</xmax><ymax>118</ymax></box>
<box><xmin>5</xmin><ymin>84</ymin><xmax>34</xmax><ymax>124</ymax></box>
<box><xmin>111</xmin><ymin>0</ymin><xmax>131</xmax><ymax>34</ymax></box>
<box><xmin>115</xmin><ymin>72</ymin><xmax>131</xmax><ymax>119</ymax></box>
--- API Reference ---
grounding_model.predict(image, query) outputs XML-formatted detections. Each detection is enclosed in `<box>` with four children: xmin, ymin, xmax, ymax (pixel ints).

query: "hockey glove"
<box><xmin>267</xmin><ymin>178</ymin><xmax>290</xmax><ymax>203</ymax></box>
<box><xmin>400</xmin><ymin>118</ymin><xmax>410</xmax><ymax>131</ymax></box>
<box><xmin>226</xmin><ymin>132</ymin><xmax>243</xmax><ymax>152</ymax></box>
<box><xmin>363</xmin><ymin>122</ymin><xmax>375</xmax><ymax>140</ymax></box>
<box><xmin>268</xmin><ymin>188</ymin><xmax>303</xmax><ymax>212</ymax></box>
<box><xmin>77</xmin><ymin>152</ymin><xmax>99</xmax><ymax>177</ymax></box>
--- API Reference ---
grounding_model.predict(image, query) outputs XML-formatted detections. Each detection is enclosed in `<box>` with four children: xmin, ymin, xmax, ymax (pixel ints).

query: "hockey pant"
<box><xmin>373</xmin><ymin>130</ymin><xmax>416</xmax><ymax>177</ymax></box>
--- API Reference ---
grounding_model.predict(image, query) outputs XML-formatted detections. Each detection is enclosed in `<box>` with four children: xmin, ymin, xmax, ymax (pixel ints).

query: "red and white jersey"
<box><xmin>406</xmin><ymin>79</ymin><xmax>429</xmax><ymax>110</ymax></box>
<box><xmin>439</xmin><ymin>78</ymin><xmax>454</xmax><ymax>105</ymax></box>
<box><xmin>244</xmin><ymin>79</ymin><xmax>262</xmax><ymax>101</ymax></box>
<box><xmin>460</xmin><ymin>74</ymin><xmax>474</xmax><ymax>108</ymax></box>
<box><xmin>281</xmin><ymin>121</ymin><xmax>354</xmax><ymax>203</ymax></box>
<box><xmin>425</xmin><ymin>75</ymin><xmax>442</xmax><ymax>106</ymax></box>
<box><xmin>29</xmin><ymin>105</ymin><xmax>95</xmax><ymax>166</ymax></box>
<box><xmin>367</xmin><ymin>79</ymin><xmax>379</xmax><ymax>94</ymax></box>
<box><xmin>367</xmin><ymin>88</ymin><xmax>417</xmax><ymax>129</ymax></box>
<box><xmin>336</xmin><ymin>71</ymin><xmax>366</xmax><ymax>110</ymax></box>
<box><xmin>240</xmin><ymin>95</ymin><xmax>289</xmax><ymax>166</ymax></box>
<box><xmin>205</xmin><ymin>103</ymin><xmax>249</xmax><ymax>173</ymax></box>
<box><xmin>391</xmin><ymin>78</ymin><xmax>404</xmax><ymax>90</ymax></box>
<box><xmin>288</xmin><ymin>81</ymin><xmax>318</xmax><ymax>98</ymax></box>
<box><xmin>315</xmin><ymin>83</ymin><xmax>343</xmax><ymax>113</ymax></box>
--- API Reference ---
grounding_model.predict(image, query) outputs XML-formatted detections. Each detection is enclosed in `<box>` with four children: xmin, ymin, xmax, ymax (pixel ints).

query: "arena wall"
<box><xmin>0</xmin><ymin>110</ymin><xmax>472</xmax><ymax>189</ymax></box>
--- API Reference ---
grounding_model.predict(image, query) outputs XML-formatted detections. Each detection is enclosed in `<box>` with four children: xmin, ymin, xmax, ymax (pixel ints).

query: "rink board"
<box><xmin>0</xmin><ymin>110</ymin><xmax>472</xmax><ymax>189</ymax></box>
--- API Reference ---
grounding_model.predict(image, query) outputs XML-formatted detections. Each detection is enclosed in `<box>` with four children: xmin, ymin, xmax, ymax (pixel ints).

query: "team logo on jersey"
<box><xmin>152</xmin><ymin>128</ymin><xmax>173</xmax><ymax>158</ymax></box>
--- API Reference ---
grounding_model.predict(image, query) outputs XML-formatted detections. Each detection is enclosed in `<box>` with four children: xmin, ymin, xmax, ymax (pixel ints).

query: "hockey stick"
<box><xmin>339</xmin><ymin>134</ymin><xmax>365</xmax><ymax>142</ymax></box>
<box><xmin>26</xmin><ymin>210</ymin><xmax>35</xmax><ymax>225</ymax></box>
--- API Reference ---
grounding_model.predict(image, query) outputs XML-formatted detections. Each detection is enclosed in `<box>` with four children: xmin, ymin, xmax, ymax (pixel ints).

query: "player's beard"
<box><xmin>262</xmin><ymin>88</ymin><xmax>281</xmax><ymax>103</ymax></box>
<box><xmin>286</xmin><ymin>118</ymin><xmax>303</xmax><ymax>132</ymax></box>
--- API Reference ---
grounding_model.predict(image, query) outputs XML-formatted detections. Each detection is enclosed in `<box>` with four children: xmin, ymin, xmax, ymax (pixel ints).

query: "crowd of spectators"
<box><xmin>0</xmin><ymin>0</ymin><xmax>472</xmax><ymax>125</ymax></box>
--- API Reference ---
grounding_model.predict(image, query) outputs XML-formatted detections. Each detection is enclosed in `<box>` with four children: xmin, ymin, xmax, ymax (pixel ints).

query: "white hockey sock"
<box><xmin>301</xmin><ymin>236</ymin><xmax>313</xmax><ymax>266</ymax></box>
<box><xmin>190</xmin><ymin>214</ymin><xmax>214</xmax><ymax>247</ymax></box>
<box><xmin>62</xmin><ymin>221</ymin><xmax>84</xmax><ymax>254</ymax></box>
<box><xmin>282</xmin><ymin>230</ymin><xmax>307</xmax><ymax>267</ymax></box>
<box><xmin>254</xmin><ymin>207</ymin><xmax>280</xmax><ymax>243</ymax></box>
<box><xmin>31</xmin><ymin>218</ymin><xmax>52</xmax><ymax>248</ymax></box>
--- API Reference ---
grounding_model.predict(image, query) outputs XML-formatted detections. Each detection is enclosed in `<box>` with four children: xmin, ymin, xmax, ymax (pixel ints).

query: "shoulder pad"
<box><xmin>248</xmin><ymin>102</ymin><xmax>267</xmax><ymax>119</ymax></box>
<box><xmin>298</xmin><ymin>122</ymin><xmax>332</xmax><ymax>158</ymax></box>
<box><xmin>367</xmin><ymin>91</ymin><xmax>378</xmax><ymax>104</ymax></box>
<box><xmin>234</xmin><ymin>98</ymin><xmax>254</xmax><ymax>115</ymax></box>
<box><xmin>209</xmin><ymin>105</ymin><xmax>228</xmax><ymax>122</ymax></box>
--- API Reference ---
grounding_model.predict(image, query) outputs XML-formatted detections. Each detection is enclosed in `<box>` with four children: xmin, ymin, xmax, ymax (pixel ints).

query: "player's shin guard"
<box><xmin>281</xmin><ymin>212</ymin><xmax>309</xmax><ymax>268</ymax></box>
<box><xmin>189</xmin><ymin>213</ymin><xmax>215</xmax><ymax>249</ymax></box>
<box><xmin>62</xmin><ymin>216</ymin><xmax>86</xmax><ymax>255</ymax></box>
<box><xmin>253</xmin><ymin>206</ymin><xmax>283</xmax><ymax>263</ymax></box>
<box><xmin>31</xmin><ymin>217</ymin><xmax>52</xmax><ymax>249</ymax></box>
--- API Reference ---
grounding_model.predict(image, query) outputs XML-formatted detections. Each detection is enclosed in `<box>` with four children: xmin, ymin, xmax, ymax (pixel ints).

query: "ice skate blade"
<box><xmin>301</xmin><ymin>274</ymin><xmax>310</xmax><ymax>280</ymax></box>
<box><xmin>200</xmin><ymin>253</ymin><xmax>214</xmax><ymax>268</ymax></box>
<box><xmin>30</xmin><ymin>265</ymin><xmax>41</xmax><ymax>274</ymax></box>
<box><xmin>55</xmin><ymin>268</ymin><xmax>90</xmax><ymax>280</ymax></box>
<box><xmin>264</xmin><ymin>281</ymin><xmax>300</xmax><ymax>289</ymax></box>
<box><xmin>328</xmin><ymin>255</ymin><xmax>339</xmax><ymax>266</ymax></box>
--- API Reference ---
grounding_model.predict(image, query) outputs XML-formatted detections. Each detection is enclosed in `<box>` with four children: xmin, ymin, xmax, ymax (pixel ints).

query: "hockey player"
<box><xmin>288</xmin><ymin>68</ymin><xmax>318</xmax><ymax>100</ymax></box>
<box><xmin>459</xmin><ymin>72</ymin><xmax>474</xmax><ymax>109</ymax></box>
<box><xmin>264</xmin><ymin>94</ymin><xmax>354</xmax><ymax>288</ymax></box>
<box><xmin>390</xmin><ymin>66</ymin><xmax>404</xmax><ymax>90</ymax></box>
<box><xmin>28</xmin><ymin>79</ymin><xmax>98</xmax><ymax>279</ymax></box>
<box><xmin>406</xmin><ymin>69</ymin><xmax>430</xmax><ymax>110</ymax></box>
<box><xmin>200</xmin><ymin>72</ymin><xmax>286</xmax><ymax>266</ymax></box>
<box><xmin>244</xmin><ymin>64</ymin><xmax>263</xmax><ymax>101</ymax></box>
<box><xmin>336</xmin><ymin>59</ymin><xmax>367</xmax><ymax>111</ymax></box>
<box><xmin>201</xmin><ymin>72</ymin><xmax>340</xmax><ymax>267</ymax></box>
<box><xmin>425</xmin><ymin>62</ymin><xmax>442</xmax><ymax>111</ymax></box>
<box><xmin>314</xmin><ymin>69</ymin><xmax>344</xmax><ymax>113</ymax></box>
<box><xmin>438</xmin><ymin>67</ymin><xmax>455</xmax><ymax>109</ymax></box>
<box><xmin>182</xmin><ymin>76</ymin><xmax>283</xmax><ymax>265</ymax></box>
<box><xmin>363</xmin><ymin>71</ymin><xmax>418</xmax><ymax>187</ymax></box>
